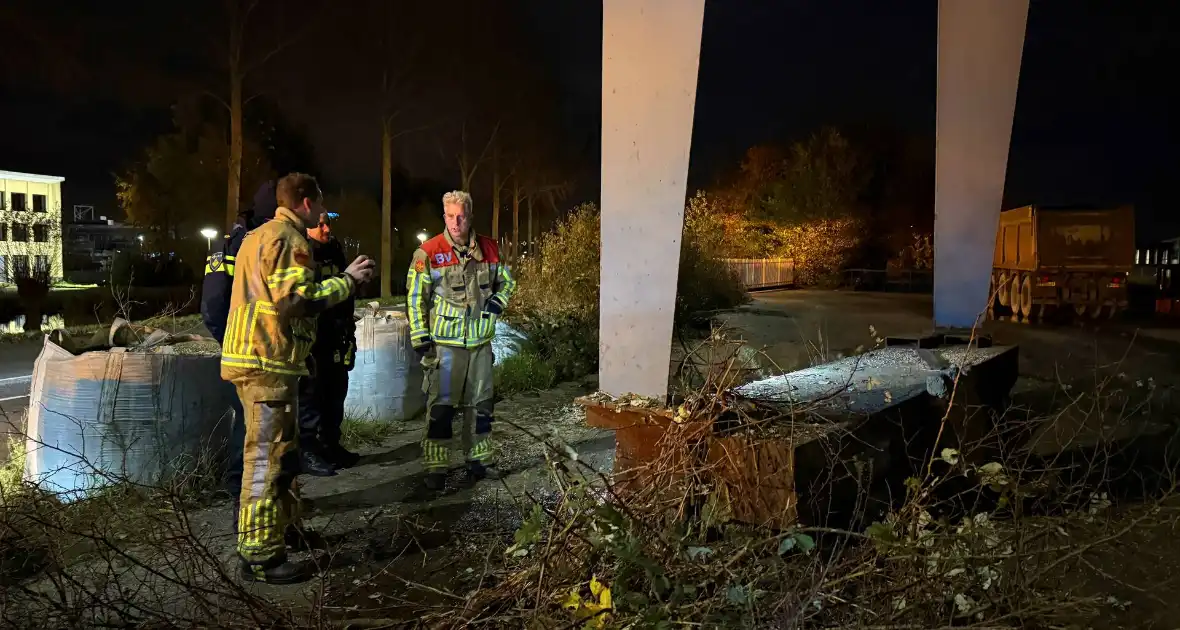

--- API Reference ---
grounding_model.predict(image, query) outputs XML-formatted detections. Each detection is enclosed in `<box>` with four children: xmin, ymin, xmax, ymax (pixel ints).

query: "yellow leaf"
<box><xmin>562</xmin><ymin>589</ymin><xmax>582</xmax><ymax>610</ymax></box>
<box><xmin>589</xmin><ymin>576</ymin><xmax>613</xmax><ymax>610</ymax></box>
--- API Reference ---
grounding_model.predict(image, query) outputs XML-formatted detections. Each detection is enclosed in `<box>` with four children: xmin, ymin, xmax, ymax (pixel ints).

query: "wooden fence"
<box><xmin>720</xmin><ymin>258</ymin><xmax>796</xmax><ymax>290</ymax></box>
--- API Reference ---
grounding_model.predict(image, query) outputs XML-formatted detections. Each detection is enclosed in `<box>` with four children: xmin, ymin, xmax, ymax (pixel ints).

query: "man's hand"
<box><xmin>344</xmin><ymin>255</ymin><xmax>376</xmax><ymax>284</ymax></box>
<box><xmin>413</xmin><ymin>339</ymin><xmax>434</xmax><ymax>358</ymax></box>
<box><xmin>484</xmin><ymin>296</ymin><xmax>505</xmax><ymax>316</ymax></box>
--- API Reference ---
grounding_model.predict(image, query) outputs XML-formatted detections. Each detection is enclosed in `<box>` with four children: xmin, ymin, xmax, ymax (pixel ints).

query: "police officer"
<box><xmin>223</xmin><ymin>173</ymin><xmax>375</xmax><ymax>583</ymax></box>
<box><xmin>298</xmin><ymin>210</ymin><xmax>360</xmax><ymax>475</ymax></box>
<box><xmin>406</xmin><ymin>190</ymin><xmax>516</xmax><ymax>491</ymax></box>
<box><xmin>201</xmin><ymin>180</ymin><xmax>278</xmax><ymax>501</ymax></box>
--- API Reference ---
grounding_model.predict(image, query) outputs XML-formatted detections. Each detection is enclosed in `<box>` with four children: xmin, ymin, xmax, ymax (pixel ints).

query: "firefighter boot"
<box><xmin>325</xmin><ymin>443</ymin><xmax>361</xmax><ymax>469</ymax></box>
<box><xmin>301</xmin><ymin>448</ymin><xmax>337</xmax><ymax>477</ymax></box>
<box><xmin>465</xmin><ymin>460</ymin><xmax>501</xmax><ymax>483</ymax></box>
<box><xmin>239</xmin><ymin>554</ymin><xmax>311</xmax><ymax>585</ymax></box>
<box><xmin>423</xmin><ymin>471</ymin><xmax>447</xmax><ymax>491</ymax></box>
<box><xmin>284</xmin><ymin>523</ymin><xmax>327</xmax><ymax>551</ymax></box>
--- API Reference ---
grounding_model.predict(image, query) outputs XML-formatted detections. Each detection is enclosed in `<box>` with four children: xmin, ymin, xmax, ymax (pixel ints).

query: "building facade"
<box><xmin>0</xmin><ymin>170</ymin><xmax>65</xmax><ymax>285</ymax></box>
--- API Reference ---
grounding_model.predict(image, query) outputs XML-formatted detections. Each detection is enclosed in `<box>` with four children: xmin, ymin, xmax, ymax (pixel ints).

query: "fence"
<box><xmin>841</xmin><ymin>268</ymin><xmax>934</xmax><ymax>293</ymax></box>
<box><xmin>720</xmin><ymin>258</ymin><xmax>796</xmax><ymax>290</ymax></box>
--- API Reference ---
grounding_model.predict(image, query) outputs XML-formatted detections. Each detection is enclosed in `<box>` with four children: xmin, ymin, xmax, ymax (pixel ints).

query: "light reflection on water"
<box><xmin>2</xmin><ymin>314</ymin><xmax>67</xmax><ymax>335</ymax></box>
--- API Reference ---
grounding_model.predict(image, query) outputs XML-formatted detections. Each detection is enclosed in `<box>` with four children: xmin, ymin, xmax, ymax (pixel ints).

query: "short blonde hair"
<box><xmin>442</xmin><ymin>190</ymin><xmax>473</xmax><ymax>214</ymax></box>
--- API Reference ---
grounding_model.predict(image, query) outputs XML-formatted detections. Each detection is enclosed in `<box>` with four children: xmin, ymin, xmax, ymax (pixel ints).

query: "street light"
<box><xmin>136</xmin><ymin>234</ymin><xmax>144</xmax><ymax>244</ymax></box>
<box><xmin>416</xmin><ymin>231</ymin><xmax>428</xmax><ymax>243</ymax></box>
<box><xmin>200</xmin><ymin>227</ymin><xmax>218</xmax><ymax>250</ymax></box>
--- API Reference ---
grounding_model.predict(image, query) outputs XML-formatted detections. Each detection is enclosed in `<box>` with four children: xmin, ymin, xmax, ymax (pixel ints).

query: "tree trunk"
<box><xmin>491</xmin><ymin>145</ymin><xmax>501</xmax><ymax>240</ymax></box>
<box><xmin>226</xmin><ymin>62</ymin><xmax>243</xmax><ymax>229</ymax></box>
<box><xmin>526</xmin><ymin>195</ymin><xmax>534</xmax><ymax>257</ymax></box>
<box><xmin>511</xmin><ymin>181</ymin><xmax>521</xmax><ymax>262</ymax></box>
<box><xmin>380</xmin><ymin>117</ymin><xmax>394</xmax><ymax>298</ymax></box>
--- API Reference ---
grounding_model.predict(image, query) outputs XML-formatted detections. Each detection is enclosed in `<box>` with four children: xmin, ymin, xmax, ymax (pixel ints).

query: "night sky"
<box><xmin>1</xmin><ymin>1</ymin><xmax>1177</xmax><ymax>238</ymax></box>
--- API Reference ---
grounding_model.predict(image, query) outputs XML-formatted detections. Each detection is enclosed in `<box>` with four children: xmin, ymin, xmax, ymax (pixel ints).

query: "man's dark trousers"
<box><xmin>225</xmin><ymin>389</ymin><xmax>246</xmax><ymax>496</ymax></box>
<box><xmin>298</xmin><ymin>360</ymin><xmax>350</xmax><ymax>453</ymax></box>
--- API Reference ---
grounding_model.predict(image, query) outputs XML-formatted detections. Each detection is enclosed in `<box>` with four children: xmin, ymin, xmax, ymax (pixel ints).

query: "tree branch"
<box><xmin>202</xmin><ymin>90</ymin><xmax>231</xmax><ymax>112</ymax></box>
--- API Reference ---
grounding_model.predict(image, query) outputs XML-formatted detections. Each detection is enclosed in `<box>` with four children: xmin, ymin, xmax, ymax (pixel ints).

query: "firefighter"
<box><xmin>201</xmin><ymin>180</ymin><xmax>278</xmax><ymax>502</ymax></box>
<box><xmin>222</xmin><ymin>172</ymin><xmax>375</xmax><ymax>584</ymax></box>
<box><xmin>298</xmin><ymin>210</ymin><xmax>360</xmax><ymax>475</ymax></box>
<box><xmin>406</xmin><ymin>190</ymin><xmax>516</xmax><ymax>491</ymax></box>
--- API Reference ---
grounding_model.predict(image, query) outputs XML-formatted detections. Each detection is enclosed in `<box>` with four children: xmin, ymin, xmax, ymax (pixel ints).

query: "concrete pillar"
<box><xmin>934</xmin><ymin>0</ymin><xmax>1029</xmax><ymax>328</ymax></box>
<box><xmin>598</xmin><ymin>0</ymin><xmax>706</xmax><ymax>398</ymax></box>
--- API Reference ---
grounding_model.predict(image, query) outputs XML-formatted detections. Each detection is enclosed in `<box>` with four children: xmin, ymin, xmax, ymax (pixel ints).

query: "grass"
<box><xmin>339</xmin><ymin>412</ymin><xmax>402</xmax><ymax>449</ymax></box>
<box><xmin>494</xmin><ymin>350</ymin><xmax>558</xmax><ymax>397</ymax></box>
<box><xmin>362</xmin><ymin>295</ymin><xmax>407</xmax><ymax>308</ymax></box>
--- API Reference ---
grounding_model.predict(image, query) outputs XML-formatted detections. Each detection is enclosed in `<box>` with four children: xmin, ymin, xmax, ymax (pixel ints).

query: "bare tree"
<box><xmin>455</xmin><ymin>121</ymin><xmax>501</xmax><ymax>193</ymax></box>
<box><xmin>208</xmin><ymin>0</ymin><xmax>308</xmax><ymax>230</ymax></box>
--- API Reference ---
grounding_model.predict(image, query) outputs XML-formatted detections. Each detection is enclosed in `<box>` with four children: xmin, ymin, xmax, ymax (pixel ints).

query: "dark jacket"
<box><xmin>309</xmin><ymin>236</ymin><xmax>357</xmax><ymax>370</ymax></box>
<box><xmin>200</xmin><ymin>181</ymin><xmax>278</xmax><ymax>344</ymax></box>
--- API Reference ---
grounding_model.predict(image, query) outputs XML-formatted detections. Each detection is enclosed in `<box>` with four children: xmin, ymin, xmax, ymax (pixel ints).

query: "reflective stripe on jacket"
<box><xmin>406</xmin><ymin>231</ymin><xmax>516</xmax><ymax>349</ymax></box>
<box><xmin>221</xmin><ymin>207</ymin><xmax>356</xmax><ymax>378</ymax></box>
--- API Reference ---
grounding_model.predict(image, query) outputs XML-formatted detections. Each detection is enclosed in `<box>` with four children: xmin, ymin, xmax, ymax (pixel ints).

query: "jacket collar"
<box><xmin>444</xmin><ymin>230</ymin><xmax>482</xmax><ymax>261</ymax></box>
<box><xmin>274</xmin><ymin>206</ymin><xmax>307</xmax><ymax>230</ymax></box>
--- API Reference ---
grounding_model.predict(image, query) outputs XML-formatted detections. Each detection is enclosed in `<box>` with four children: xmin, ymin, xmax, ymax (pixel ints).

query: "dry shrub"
<box><xmin>422</xmin><ymin>334</ymin><xmax>1179</xmax><ymax>629</ymax></box>
<box><xmin>761</xmin><ymin>216</ymin><xmax>865</xmax><ymax>286</ymax></box>
<box><xmin>507</xmin><ymin>201</ymin><xmax>748</xmax><ymax>382</ymax></box>
<box><xmin>687</xmin><ymin>191</ymin><xmax>865</xmax><ymax>287</ymax></box>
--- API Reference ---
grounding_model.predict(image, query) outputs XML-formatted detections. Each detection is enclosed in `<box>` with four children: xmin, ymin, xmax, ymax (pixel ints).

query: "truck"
<box><xmin>990</xmin><ymin>204</ymin><xmax>1135</xmax><ymax>321</ymax></box>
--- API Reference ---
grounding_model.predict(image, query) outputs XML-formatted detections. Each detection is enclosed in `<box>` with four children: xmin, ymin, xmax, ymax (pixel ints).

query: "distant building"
<box><xmin>63</xmin><ymin>213</ymin><xmax>142</xmax><ymax>284</ymax></box>
<box><xmin>0</xmin><ymin>170</ymin><xmax>65</xmax><ymax>284</ymax></box>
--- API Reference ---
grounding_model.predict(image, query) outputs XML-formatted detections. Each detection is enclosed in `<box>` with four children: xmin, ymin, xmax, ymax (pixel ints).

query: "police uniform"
<box><xmin>201</xmin><ymin>182</ymin><xmax>278</xmax><ymax>499</ymax></box>
<box><xmin>296</xmin><ymin>235</ymin><xmax>358</xmax><ymax>474</ymax></box>
<box><xmin>406</xmin><ymin>230</ymin><xmax>516</xmax><ymax>486</ymax></box>
<box><xmin>221</xmin><ymin>205</ymin><xmax>357</xmax><ymax>582</ymax></box>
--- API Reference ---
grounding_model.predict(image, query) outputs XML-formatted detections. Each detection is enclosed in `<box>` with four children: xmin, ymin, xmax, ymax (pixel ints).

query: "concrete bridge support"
<box><xmin>598</xmin><ymin>0</ymin><xmax>1029</xmax><ymax>397</ymax></box>
<box><xmin>933</xmin><ymin>0</ymin><xmax>1029</xmax><ymax>328</ymax></box>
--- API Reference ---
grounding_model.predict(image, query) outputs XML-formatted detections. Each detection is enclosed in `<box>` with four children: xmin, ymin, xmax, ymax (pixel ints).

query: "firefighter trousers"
<box><xmin>298</xmin><ymin>359</ymin><xmax>349</xmax><ymax>450</ymax></box>
<box><xmin>421</xmin><ymin>343</ymin><xmax>495</xmax><ymax>471</ymax></box>
<box><xmin>233</xmin><ymin>373</ymin><xmax>303</xmax><ymax>564</ymax></box>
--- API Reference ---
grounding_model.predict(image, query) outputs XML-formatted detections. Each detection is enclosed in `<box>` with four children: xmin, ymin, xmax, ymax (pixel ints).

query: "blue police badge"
<box><xmin>208</xmin><ymin>252</ymin><xmax>225</xmax><ymax>271</ymax></box>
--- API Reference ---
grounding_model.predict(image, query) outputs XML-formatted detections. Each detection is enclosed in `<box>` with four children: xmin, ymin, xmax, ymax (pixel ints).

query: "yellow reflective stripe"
<box><xmin>406</xmin><ymin>269</ymin><xmax>431</xmax><ymax>338</ymax></box>
<box><xmin>421</xmin><ymin>439</ymin><xmax>449</xmax><ymax>469</ymax></box>
<box><xmin>221</xmin><ymin>354</ymin><xmax>308</xmax><ymax>376</ymax></box>
<box><xmin>293</xmin><ymin>276</ymin><xmax>349</xmax><ymax>301</ymax></box>
<box><xmin>493</xmin><ymin>263</ymin><xmax>517</xmax><ymax>305</ymax></box>
<box><xmin>205</xmin><ymin>262</ymin><xmax>235</xmax><ymax>276</ymax></box>
<box><xmin>266</xmin><ymin>266</ymin><xmax>309</xmax><ymax>288</ymax></box>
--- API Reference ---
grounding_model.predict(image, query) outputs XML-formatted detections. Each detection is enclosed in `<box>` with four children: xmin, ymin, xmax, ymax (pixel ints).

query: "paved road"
<box><xmin>2</xmin><ymin>290</ymin><xmax>1178</xmax><ymax>461</ymax></box>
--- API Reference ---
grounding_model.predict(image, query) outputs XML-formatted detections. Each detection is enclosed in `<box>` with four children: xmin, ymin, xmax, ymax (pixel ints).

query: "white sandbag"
<box><xmin>24</xmin><ymin>336</ymin><xmax>235</xmax><ymax>501</ymax></box>
<box><xmin>346</xmin><ymin>311</ymin><xmax>425</xmax><ymax>422</ymax></box>
<box><xmin>345</xmin><ymin>309</ymin><xmax>526</xmax><ymax>423</ymax></box>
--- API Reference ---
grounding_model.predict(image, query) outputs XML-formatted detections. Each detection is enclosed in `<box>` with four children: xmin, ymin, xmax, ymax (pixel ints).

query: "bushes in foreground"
<box><xmin>503</xmin><ymin>202</ymin><xmax>748</xmax><ymax>387</ymax></box>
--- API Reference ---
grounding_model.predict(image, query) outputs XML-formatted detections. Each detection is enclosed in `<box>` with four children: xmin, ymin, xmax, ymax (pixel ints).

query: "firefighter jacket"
<box><xmin>406</xmin><ymin>231</ymin><xmax>516</xmax><ymax>350</ymax></box>
<box><xmin>221</xmin><ymin>207</ymin><xmax>356</xmax><ymax>379</ymax></box>
<box><xmin>309</xmin><ymin>236</ymin><xmax>357</xmax><ymax>370</ymax></box>
<box><xmin>201</xmin><ymin>213</ymin><xmax>262</xmax><ymax>344</ymax></box>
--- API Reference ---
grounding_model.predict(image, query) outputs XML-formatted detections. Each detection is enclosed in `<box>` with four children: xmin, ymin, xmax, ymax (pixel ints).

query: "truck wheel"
<box><xmin>1008</xmin><ymin>274</ymin><xmax>1022</xmax><ymax>317</ymax></box>
<box><xmin>997</xmin><ymin>272</ymin><xmax>1010</xmax><ymax>307</ymax></box>
<box><xmin>1019</xmin><ymin>275</ymin><xmax>1033</xmax><ymax>320</ymax></box>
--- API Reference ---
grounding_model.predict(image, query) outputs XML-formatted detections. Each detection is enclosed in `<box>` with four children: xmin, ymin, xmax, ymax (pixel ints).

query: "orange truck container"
<box><xmin>990</xmin><ymin>205</ymin><xmax>1134</xmax><ymax>320</ymax></box>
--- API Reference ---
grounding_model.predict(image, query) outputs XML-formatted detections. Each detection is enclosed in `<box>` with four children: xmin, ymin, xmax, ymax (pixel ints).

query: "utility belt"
<box><xmin>310</xmin><ymin>335</ymin><xmax>356</xmax><ymax>369</ymax></box>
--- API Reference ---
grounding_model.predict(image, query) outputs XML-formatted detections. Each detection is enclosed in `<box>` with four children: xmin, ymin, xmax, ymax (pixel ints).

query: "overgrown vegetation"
<box><xmin>506</xmin><ymin>201</ymin><xmax>749</xmax><ymax>387</ymax></box>
<box><xmin>420</xmin><ymin>334</ymin><xmax>1180</xmax><ymax>629</ymax></box>
<box><xmin>494</xmin><ymin>348</ymin><xmax>558</xmax><ymax>397</ymax></box>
